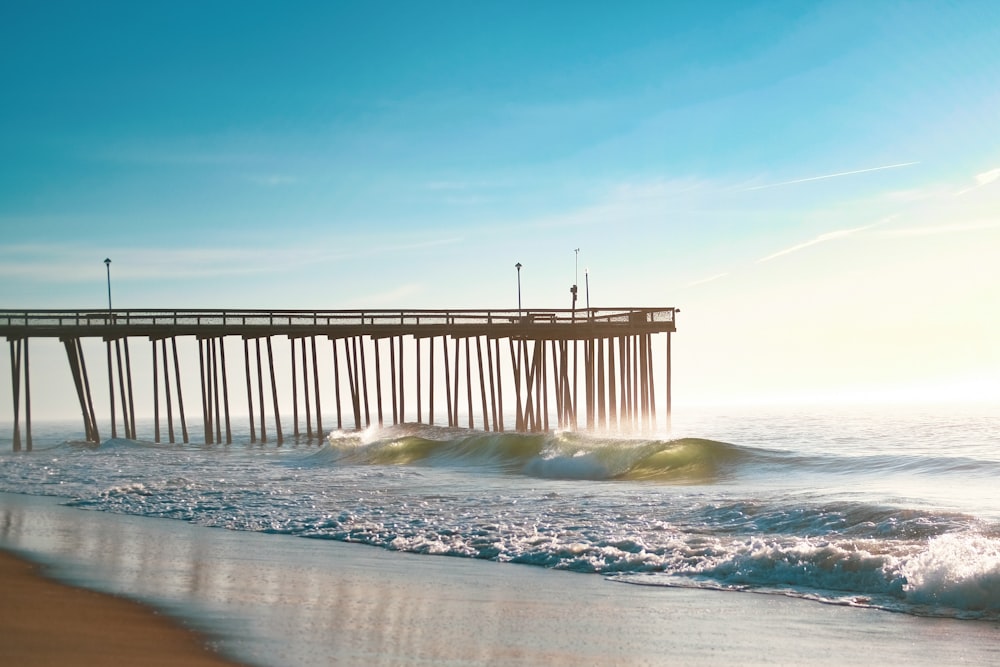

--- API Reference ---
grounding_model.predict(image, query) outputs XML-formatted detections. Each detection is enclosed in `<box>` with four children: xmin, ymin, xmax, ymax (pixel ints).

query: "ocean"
<box><xmin>2</xmin><ymin>403</ymin><xmax>1000</xmax><ymax>661</ymax></box>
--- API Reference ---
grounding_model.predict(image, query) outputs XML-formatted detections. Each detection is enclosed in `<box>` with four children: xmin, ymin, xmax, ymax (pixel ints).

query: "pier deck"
<box><xmin>2</xmin><ymin>308</ymin><xmax>677</xmax><ymax>450</ymax></box>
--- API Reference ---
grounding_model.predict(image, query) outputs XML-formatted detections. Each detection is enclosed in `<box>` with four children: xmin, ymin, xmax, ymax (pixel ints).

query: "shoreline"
<box><xmin>0</xmin><ymin>547</ymin><xmax>244</xmax><ymax>667</ymax></box>
<box><xmin>3</xmin><ymin>491</ymin><xmax>1000</xmax><ymax>666</ymax></box>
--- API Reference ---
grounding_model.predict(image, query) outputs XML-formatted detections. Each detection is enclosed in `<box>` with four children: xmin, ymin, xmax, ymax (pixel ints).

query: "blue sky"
<box><xmin>2</xmin><ymin>1</ymin><xmax>1000</xmax><ymax>408</ymax></box>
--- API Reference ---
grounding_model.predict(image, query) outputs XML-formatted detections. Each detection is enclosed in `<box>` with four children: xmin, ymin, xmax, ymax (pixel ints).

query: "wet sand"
<box><xmin>0</xmin><ymin>549</ymin><xmax>243</xmax><ymax>667</ymax></box>
<box><xmin>3</xmin><ymin>491</ymin><xmax>1000</xmax><ymax>666</ymax></box>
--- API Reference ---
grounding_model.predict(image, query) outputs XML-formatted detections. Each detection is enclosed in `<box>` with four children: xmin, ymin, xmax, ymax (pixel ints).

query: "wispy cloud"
<box><xmin>756</xmin><ymin>216</ymin><xmax>896</xmax><ymax>263</ymax></box>
<box><xmin>0</xmin><ymin>235</ymin><xmax>464</xmax><ymax>283</ymax></box>
<box><xmin>741</xmin><ymin>162</ymin><xmax>920</xmax><ymax>192</ymax></box>
<box><xmin>524</xmin><ymin>177</ymin><xmax>709</xmax><ymax>231</ymax></box>
<box><xmin>956</xmin><ymin>167</ymin><xmax>1000</xmax><ymax>196</ymax></box>
<box><xmin>0</xmin><ymin>244</ymin><xmax>301</xmax><ymax>282</ymax></box>
<box><xmin>685</xmin><ymin>272</ymin><xmax>729</xmax><ymax>288</ymax></box>
<box><xmin>878</xmin><ymin>218</ymin><xmax>1000</xmax><ymax>238</ymax></box>
<box><xmin>345</xmin><ymin>283</ymin><xmax>423</xmax><ymax>307</ymax></box>
<box><xmin>354</xmin><ymin>236</ymin><xmax>464</xmax><ymax>257</ymax></box>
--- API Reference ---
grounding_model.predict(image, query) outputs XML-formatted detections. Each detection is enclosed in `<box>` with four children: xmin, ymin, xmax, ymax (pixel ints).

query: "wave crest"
<box><xmin>315</xmin><ymin>428</ymin><xmax>751</xmax><ymax>483</ymax></box>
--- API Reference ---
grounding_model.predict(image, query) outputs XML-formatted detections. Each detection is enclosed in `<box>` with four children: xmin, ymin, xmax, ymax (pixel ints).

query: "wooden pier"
<box><xmin>1</xmin><ymin>308</ymin><xmax>677</xmax><ymax>450</ymax></box>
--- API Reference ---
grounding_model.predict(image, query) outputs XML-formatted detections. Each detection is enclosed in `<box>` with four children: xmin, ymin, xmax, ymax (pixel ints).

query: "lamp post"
<box><xmin>570</xmin><ymin>248</ymin><xmax>579</xmax><ymax>318</ymax></box>
<box><xmin>104</xmin><ymin>258</ymin><xmax>112</xmax><ymax>312</ymax></box>
<box><xmin>585</xmin><ymin>268</ymin><xmax>590</xmax><ymax>312</ymax></box>
<box><xmin>515</xmin><ymin>262</ymin><xmax>522</xmax><ymax>316</ymax></box>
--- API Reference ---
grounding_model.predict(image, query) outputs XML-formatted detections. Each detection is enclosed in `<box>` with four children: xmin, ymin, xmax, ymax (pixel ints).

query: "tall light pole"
<box><xmin>570</xmin><ymin>248</ymin><xmax>579</xmax><ymax>316</ymax></box>
<box><xmin>515</xmin><ymin>262</ymin><xmax>522</xmax><ymax>316</ymax></box>
<box><xmin>585</xmin><ymin>268</ymin><xmax>590</xmax><ymax>311</ymax></box>
<box><xmin>104</xmin><ymin>258</ymin><xmax>112</xmax><ymax>312</ymax></box>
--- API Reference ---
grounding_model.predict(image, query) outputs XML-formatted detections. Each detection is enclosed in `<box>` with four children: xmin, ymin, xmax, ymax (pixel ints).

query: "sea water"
<box><xmin>1</xmin><ymin>403</ymin><xmax>999</xmax><ymax>622</ymax></box>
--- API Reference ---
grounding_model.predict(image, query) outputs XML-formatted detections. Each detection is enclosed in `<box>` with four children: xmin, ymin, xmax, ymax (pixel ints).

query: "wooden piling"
<box><xmin>63</xmin><ymin>338</ymin><xmax>97</xmax><ymax>443</ymax></box>
<box><xmin>219</xmin><ymin>337</ymin><xmax>232</xmax><ymax>444</ymax></box>
<box><xmin>201</xmin><ymin>339</ymin><xmax>214</xmax><ymax>444</ymax></box>
<box><xmin>596</xmin><ymin>338</ymin><xmax>606</xmax><ymax>430</ymax></box>
<box><xmin>23</xmin><ymin>338</ymin><xmax>31</xmax><ymax>450</ymax></box>
<box><xmin>665</xmin><ymin>331</ymin><xmax>672</xmax><ymax>431</ymax></box>
<box><xmin>550</xmin><ymin>341</ymin><xmax>562</xmax><ymax>429</ymax></box>
<box><xmin>632</xmin><ymin>335</ymin><xmax>640</xmax><ymax>431</ymax></box>
<box><xmin>429</xmin><ymin>336</ymin><xmax>435</xmax><ymax>426</ymax></box>
<box><xmin>332</xmin><ymin>338</ymin><xmax>343</xmax><ymax>431</ymax></box>
<box><xmin>562</xmin><ymin>341</ymin><xmax>573</xmax><ymax>429</ymax></box>
<box><xmin>465</xmin><ymin>337</ymin><xmax>473</xmax><ymax>430</ymax></box>
<box><xmin>398</xmin><ymin>336</ymin><xmax>405</xmax><ymax>424</ymax></box>
<box><xmin>291</xmin><ymin>338</ymin><xmax>300</xmax><ymax>437</ymax></box>
<box><xmin>585</xmin><ymin>338</ymin><xmax>594</xmax><ymax>430</ymax></box>
<box><xmin>79</xmin><ymin>339</ymin><xmax>99</xmax><ymax>443</ymax></box>
<box><xmin>300</xmin><ymin>337</ymin><xmax>311</xmax><ymax>438</ymax></box>
<box><xmin>509</xmin><ymin>339</ymin><xmax>522</xmax><ymax>432</ymax></box>
<box><xmin>244</xmin><ymin>338</ymin><xmax>256</xmax><ymax>443</ymax></box>
<box><xmin>389</xmin><ymin>336</ymin><xmax>398</xmax><ymax>425</ymax></box>
<box><xmin>443</xmin><ymin>336</ymin><xmax>453</xmax><ymax>427</ymax></box>
<box><xmin>647</xmin><ymin>333</ymin><xmax>656</xmax><ymax>432</ymax></box>
<box><xmin>522</xmin><ymin>340</ymin><xmax>536</xmax><ymax>432</ymax></box>
<box><xmin>208</xmin><ymin>339</ymin><xmax>218</xmax><ymax>444</ymax></box>
<box><xmin>417</xmin><ymin>336</ymin><xmax>423</xmax><ymax>424</ymax></box>
<box><xmin>105</xmin><ymin>340</ymin><xmax>117</xmax><ymax>439</ymax></box>
<box><xmin>153</xmin><ymin>340</ymin><xmax>160</xmax><ymax>442</ymax></box>
<box><xmin>538</xmin><ymin>339</ymin><xmax>548</xmax><ymax>432</ymax></box>
<box><xmin>475</xmin><ymin>337</ymin><xmax>487</xmax><ymax>431</ymax></box>
<box><xmin>452</xmin><ymin>338</ymin><xmax>461</xmax><ymax>428</ymax></box>
<box><xmin>256</xmin><ymin>338</ymin><xmax>267</xmax><ymax>442</ymax></box>
<box><xmin>161</xmin><ymin>339</ymin><xmax>175</xmax><ymax>443</ymax></box>
<box><xmin>266</xmin><ymin>336</ymin><xmax>282</xmax><ymax>444</ymax></box>
<box><xmin>359</xmin><ymin>336</ymin><xmax>371</xmax><ymax>428</ymax></box>
<box><xmin>494</xmin><ymin>339</ymin><xmax>504</xmax><ymax>432</ymax></box>
<box><xmin>113</xmin><ymin>340</ymin><xmax>128</xmax><ymax>438</ymax></box>
<box><xmin>311</xmin><ymin>336</ymin><xmax>322</xmax><ymax>438</ymax></box>
<box><xmin>618</xmin><ymin>336</ymin><xmax>628</xmax><ymax>429</ymax></box>
<box><xmin>486</xmin><ymin>336</ymin><xmax>498</xmax><ymax>432</ymax></box>
<box><xmin>123</xmin><ymin>339</ymin><xmax>135</xmax><ymax>439</ymax></box>
<box><xmin>9</xmin><ymin>339</ymin><xmax>21</xmax><ymax>451</ymax></box>
<box><xmin>608</xmin><ymin>337</ymin><xmax>618</xmax><ymax>430</ymax></box>
<box><xmin>345</xmin><ymin>337</ymin><xmax>360</xmax><ymax>430</ymax></box>
<box><xmin>170</xmin><ymin>338</ymin><xmax>188</xmax><ymax>443</ymax></box>
<box><xmin>374</xmin><ymin>338</ymin><xmax>384</xmax><ymax>427</ymax></box>
<box><xmin>211</xmin><ymin>338</ymin><xmax>223</xmax><ymax>444</ymax></box>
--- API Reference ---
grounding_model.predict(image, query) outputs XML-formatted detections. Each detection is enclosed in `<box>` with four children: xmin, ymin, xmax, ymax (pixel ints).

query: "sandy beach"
<box><xmin>0</xmin><ymin>548</ymin><xmax>243</xmax><ymax>667</ymax></box>
<box><xmin>2</xmin><ymin>491</ymin><xmax>1000</xmax><ymax>666</ymax></box>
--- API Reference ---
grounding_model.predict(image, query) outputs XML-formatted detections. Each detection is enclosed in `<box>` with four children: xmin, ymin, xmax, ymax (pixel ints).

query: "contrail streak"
<box><xmin>742</xmin><ymin>161</ymin><xmax>920</xmax><ymax>192</ymax></box>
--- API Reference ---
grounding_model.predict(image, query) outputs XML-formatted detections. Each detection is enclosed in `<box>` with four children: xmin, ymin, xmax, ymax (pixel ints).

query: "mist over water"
<box><xmin>2</xmin><ymin>403</ymin><xmax>999</xmax><ymax>620</ymax></box>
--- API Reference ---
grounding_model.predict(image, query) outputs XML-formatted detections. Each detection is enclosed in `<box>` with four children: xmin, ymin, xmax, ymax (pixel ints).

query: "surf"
<box><xmin>316</xmin><ymin>425</ymin><xmax>767</xmax><ymax>483</ymax></box>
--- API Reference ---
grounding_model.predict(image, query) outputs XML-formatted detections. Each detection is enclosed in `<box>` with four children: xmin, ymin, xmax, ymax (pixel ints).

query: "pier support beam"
<box><xmin>266</xmin><ymin>337</ymin><xmax>282</xmax><ymax>444</ymax></box>
<box><xmin>665</xmin><ymin>331</ymin><xmax>672</xmax><ymax>432</ymax></box>
<box><xmin>8</xmin><ymin>338</ymin><xmax>31</xmax><ymax>451</ymax></box>
<box><xmin>311</xmin><ymin>336</ymin><xmax>323</xmax><ymax>438</ymax></box>
<box><xmin>63</xmin><ymin>337</ymin><xmax>98</xmax><ymax>443</ymax></box>
<box><xmin>106</xmin><ymin>340</ymin><xmax>117</xmax><ymax>439</ymax></box>
<box><xmin>330</xmin><ymin>338</ymin><xmax>343</xmax><ymax>431</ymax></box>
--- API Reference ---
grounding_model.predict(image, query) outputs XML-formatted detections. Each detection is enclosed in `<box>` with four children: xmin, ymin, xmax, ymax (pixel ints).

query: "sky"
<box><xmin>2</xmin><ymin>0</ymin><xmax>1000</xmax><ymax>415</ymax></box>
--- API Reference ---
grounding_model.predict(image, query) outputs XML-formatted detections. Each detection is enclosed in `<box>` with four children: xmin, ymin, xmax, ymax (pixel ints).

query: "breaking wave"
<box><xmin>316</xmin><ymin>426</ymin><xmax>765</xmax><ymax>483</ymax></box>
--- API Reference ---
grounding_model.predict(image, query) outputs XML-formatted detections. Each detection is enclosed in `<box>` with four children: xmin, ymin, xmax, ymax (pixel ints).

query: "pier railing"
<box><xmin>0</xmin><ymin>308</ymin><xmax>676</xmax><ymax>338</ymax></box>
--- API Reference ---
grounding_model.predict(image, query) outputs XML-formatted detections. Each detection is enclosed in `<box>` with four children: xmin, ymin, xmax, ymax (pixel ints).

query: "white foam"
<box><xmin>902</xmin><ymin>533</ymin><xmax>1000</xmax><ymax>612</ymax></box>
